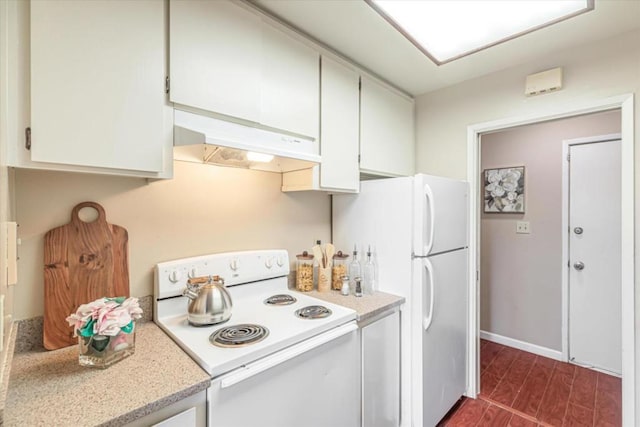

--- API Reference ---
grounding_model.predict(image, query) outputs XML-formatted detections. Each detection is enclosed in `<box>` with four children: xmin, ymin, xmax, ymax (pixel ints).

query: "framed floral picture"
<box><xmin>483</xmin><ymin>166</ymin><xmax>525</xmax><ymax>213</ymax></box>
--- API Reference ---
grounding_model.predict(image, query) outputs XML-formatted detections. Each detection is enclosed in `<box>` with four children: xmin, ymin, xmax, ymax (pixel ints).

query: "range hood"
<box><xmin>173</xmin><ymin>109</ymin><xmax>320</xmax><ymax>173</ymax></box>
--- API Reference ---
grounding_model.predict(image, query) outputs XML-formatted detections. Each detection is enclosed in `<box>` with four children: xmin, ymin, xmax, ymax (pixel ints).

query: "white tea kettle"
<box><xmin>183</xmin><ymin>275</ymin><xmax>233</xmax><ymax>326</ymax></box>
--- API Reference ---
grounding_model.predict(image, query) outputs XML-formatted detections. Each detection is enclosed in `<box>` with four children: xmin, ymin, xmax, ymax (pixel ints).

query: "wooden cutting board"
<box><xmin>43</xmin><ymin>201</ymin><xmax>129</xmax><ymax>350</ymax></box>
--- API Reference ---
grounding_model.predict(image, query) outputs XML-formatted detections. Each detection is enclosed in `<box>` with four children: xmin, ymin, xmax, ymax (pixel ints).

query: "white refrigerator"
<box><xmin>333</xmin><ymin>174</ymin><xmax>469</xmax><ymax>427</ymax></box>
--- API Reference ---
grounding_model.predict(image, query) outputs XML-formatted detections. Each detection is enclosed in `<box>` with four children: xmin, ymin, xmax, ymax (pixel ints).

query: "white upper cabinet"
<box><xmin>170</xmin><ymin>0</ymin><xmax>261</xmax><ymax>124</ymax></box>
<box><xmin>260</xmin><ymin>21</ymin><xmax>319</xmax><ymax>138</ymax></box>
<box><xmin>30</xmin><ymin>0</ymin><xmax>167</xmax><ymax>174</ymax></box>
<box><xmin>170</xmin><ymin>0</ymin><xmax>319</xmax><ymax>140</ymax></box>
<box><xmin>360</xmin><ymin>77</ymin><xmax>415</xmax><ymax>177</ymax></box>
<box><xmin>281</xmin><ymin>56</ymin><xmax>358</xmax><ymax>193</ymax></box>
<box><xmin>319</xmin><ymin>56</ymin><xmax>359</xmax><ymax>191</ymax></box>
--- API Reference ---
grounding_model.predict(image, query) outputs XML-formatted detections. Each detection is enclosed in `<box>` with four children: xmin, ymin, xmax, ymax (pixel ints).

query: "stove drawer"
<box><xmin>208</xmin><ymin>322</ymin><xmax>360</xmax><ymax>427</ymax></box>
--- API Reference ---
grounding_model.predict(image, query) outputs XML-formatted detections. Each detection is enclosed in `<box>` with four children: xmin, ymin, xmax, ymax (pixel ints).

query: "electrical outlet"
<box><xmin>516</xmin><ymin>221</ymin><xmax>530</xmax><ymax>234</ymax></box>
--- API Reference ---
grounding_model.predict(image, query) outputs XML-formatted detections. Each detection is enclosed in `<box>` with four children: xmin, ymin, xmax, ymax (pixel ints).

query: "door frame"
<box><xmin>465</xmin><ymin>93</ymin><xmax>634</xmax><ymax>426</ymax></box>
<box><xmin>561</xmin><ymin>133</ymin><xmax>622</xmax><ymax>367</ymax></box>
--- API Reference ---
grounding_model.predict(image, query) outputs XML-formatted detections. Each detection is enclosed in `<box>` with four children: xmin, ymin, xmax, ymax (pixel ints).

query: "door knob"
<box><xmin>574</xmin><ymin>227</ymin><xmax>584</xmax><ymax>235</ymax></box>
<box><xmin>574</xmin><ymin>261</ymin><xmax>585</xmax><ymax>271</ymax></box>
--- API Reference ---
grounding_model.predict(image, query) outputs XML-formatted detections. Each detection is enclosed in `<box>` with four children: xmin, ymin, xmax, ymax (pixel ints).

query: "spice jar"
<box><xmin>296</xmin><ymin>251</ymin><xmax>314</xmax><ymax>292</ymax></box>
<box><xmin>332</xmin><ymin>251</ymin><xmax>349</xmax><ymax>290</ymax></box>
<box><xmin>340</xmin><ymin>275</ymin><xmax>350</xmax><ymax>296</ymax></box>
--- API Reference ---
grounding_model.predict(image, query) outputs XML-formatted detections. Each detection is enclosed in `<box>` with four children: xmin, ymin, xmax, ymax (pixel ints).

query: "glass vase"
<box><xmin>78</xmin><ymin>324</ymin><xmax>136</xmax><ymax>369</ymax></box>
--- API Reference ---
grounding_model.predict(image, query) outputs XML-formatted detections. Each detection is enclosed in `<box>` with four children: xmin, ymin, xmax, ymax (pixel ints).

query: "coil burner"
<box><xmin>295</xmin><ymin>305</ymin><xmax>332</xmax><ymax>319</ymax></box>
<box><xmin>264</xmin><ymin>294</ymin><xmax>297</xmax><ymax>306</ymax></box>
<box><xmin>210</xmin><ymin>324</ymin><xmax>269</xmax><ymax>348</ymax></box>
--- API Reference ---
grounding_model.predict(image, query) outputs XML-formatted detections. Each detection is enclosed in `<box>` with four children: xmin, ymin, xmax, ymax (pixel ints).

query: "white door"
<box><xmin>568</xmin><ymin>139</ymin><xmax>621</xmax><ymax>374</ymax></box>
<box><xmin>414</xmin><ymin>249</ymin><xmax>468</xmax><ymax>427</ymax></box>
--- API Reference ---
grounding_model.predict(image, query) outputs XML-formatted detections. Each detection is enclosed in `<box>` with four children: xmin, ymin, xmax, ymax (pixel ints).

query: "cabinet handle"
<box><xmin>25</xmin><ymin>127</ymin><xmax>31</xmax><ymax>150</ymax></box>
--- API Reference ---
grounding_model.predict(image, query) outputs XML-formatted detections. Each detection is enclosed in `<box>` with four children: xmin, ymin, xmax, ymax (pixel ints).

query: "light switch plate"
<box><xmin>516</xmin><ymin>221</ymin><xmax>531</xmax><ymax>234</ymax></box>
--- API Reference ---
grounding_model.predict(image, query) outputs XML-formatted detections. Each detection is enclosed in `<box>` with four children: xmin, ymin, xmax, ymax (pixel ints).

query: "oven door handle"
<box><xmin>219</xmin><ymin>322</ymin><xmax>358</xmax><ymax>389</ymax></box>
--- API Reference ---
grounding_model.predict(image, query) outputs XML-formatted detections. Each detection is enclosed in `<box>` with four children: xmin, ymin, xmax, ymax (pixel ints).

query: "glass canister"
<box><xmin>296</xmin><ymin>251</ymin><xmax>315</xmax><ymax>292</ymax></box>
<box><xmin>332</xmin><ymin>251</ymin><xmax>349</xmax><ymax>290</ymax></box>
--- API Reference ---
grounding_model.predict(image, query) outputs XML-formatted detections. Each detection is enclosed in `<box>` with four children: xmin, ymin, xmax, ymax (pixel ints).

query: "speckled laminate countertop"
<box><xmin>306</xmin><ymin>290</ymin><xmax>404</xmax><ymax>322</ymax></box>
<box><xmin>4</xmin><ymin>321</ymin><xmax>211</xmax><ymax>427</ymax></box>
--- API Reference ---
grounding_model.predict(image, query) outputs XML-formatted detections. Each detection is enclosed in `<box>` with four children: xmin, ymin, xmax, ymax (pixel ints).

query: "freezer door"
<box><xmin>414</xmin><ymin>174</ymin><xmax>469</xmax><ymax>256</ymax></box>
<box><xmin>412</xmin><ymin>249</ymin><xmax>468</xmax><ymax>427</ymax></box>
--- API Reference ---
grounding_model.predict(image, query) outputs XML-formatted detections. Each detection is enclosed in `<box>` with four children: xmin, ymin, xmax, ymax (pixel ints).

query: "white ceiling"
<box><xmin>251</xmin><ymin>0</ymin><xmax>640</xmax><ymax>96</ymax></box>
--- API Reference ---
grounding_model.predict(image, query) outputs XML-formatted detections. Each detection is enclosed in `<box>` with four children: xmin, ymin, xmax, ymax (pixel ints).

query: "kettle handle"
<box><xmin>187</xmin><ymin>276</ymin><xmax>210</xmax><ymax>285</ymax></box>
<box><xmin>183</xmin><ymin>288</ymin><xmax>200</xmax><ymax>300</ymax></box>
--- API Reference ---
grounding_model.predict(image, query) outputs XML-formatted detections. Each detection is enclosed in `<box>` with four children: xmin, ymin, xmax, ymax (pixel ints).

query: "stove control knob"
<box><xmin>265</xmin><ymin>258</ymin><xmax>273</xmax><ymax>269</ymax></box>
<box><xmin>276</xmin><ymin>256</ymin><xmax>284</xmax><ymax>267</ymax></box>
<box><xmin>188</xmin><ymin>267</ymin><xmax>198</xmax><ymax>278</ymax></box>
<box><xmin>168</xmin><ymin>270</ymin><xmax>182</xmax><ymax>283</ymax></box>
<box><xmin>230</xmin><ymin>259</ymin><xmax>239</xmax><ymax>271</ymax></box>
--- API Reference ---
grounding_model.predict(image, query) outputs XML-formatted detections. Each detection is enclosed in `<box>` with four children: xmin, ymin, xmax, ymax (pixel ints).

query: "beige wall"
<box><xmin>415</xmin><ymin>29</ymin><xmax>639</xmax><ymax>180</ymax></box>
<box><xmin>14</xmin><ymin>161</ymin><xmax>331</xmax><ymax>320</ymax></box>
<box><xmin>415</xmin><ymin>28</ymin><xmax>639</xmax><ymax>421</ymax></box>
<box><xmin>480</xmin><ymin>110</ymin><xmax>621</xmax><ymax>351</ymax></box>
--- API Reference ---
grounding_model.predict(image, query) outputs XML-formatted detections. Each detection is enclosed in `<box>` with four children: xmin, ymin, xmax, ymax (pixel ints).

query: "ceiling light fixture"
<box><xmin>365</xmin><ymin>0</ymin><xmax>594</xmax><ymax>65</ymax></box>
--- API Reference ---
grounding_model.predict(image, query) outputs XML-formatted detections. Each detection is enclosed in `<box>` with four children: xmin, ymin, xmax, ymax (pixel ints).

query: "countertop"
<box><xmin>306</xmin><ymin>290</ymin><xmax>405</xmax><ymax>323</ymax></box>
<box><xmin>4</xmin><ymin>321</ymin><xmax>211</xmax><ymax>427</ymax></box>
<box><xmin>1</xmin><ymin>291</ymin><xmax>403</xmax><ymax>426</ymax></box>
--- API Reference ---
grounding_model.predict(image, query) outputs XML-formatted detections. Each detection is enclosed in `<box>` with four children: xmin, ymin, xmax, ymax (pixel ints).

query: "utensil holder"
<box><xmin>318</xmin><ymin>265</ymin><xmax>331</xmax><ymax>292</ymax></box>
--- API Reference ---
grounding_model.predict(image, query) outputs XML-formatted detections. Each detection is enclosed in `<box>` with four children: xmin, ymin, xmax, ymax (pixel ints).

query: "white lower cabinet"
<box><xmin>361</xmin><ymin>309</ymin><xmax>401</xmax><ymax>427</ymax></box>
<box><xmin>124</xmin><ymin>390</ymin><xmax>207</xmax><ymax>427</ymax></box>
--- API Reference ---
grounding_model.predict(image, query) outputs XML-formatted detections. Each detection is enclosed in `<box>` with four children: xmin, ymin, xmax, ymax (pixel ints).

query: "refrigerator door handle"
<box><xmin>423</xmin><ymin>258</ymin><xmax>435</xmax><ymax>331</ymax></box>
<box><xmin>424</xmin><ymin>184</ymin><xmax>435</xmax><ymax>255</ymax></box>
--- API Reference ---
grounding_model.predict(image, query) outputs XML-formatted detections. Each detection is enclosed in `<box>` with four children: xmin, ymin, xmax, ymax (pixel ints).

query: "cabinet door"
<box><xmin>170</xmin><ymin>0</ymin><xmax>261</xmax><ymax>123</ymax></box>
<box><xmin>30</xmin><ymin>0</ymin><xmax>165</xmax><ymax>172</ymax></box>
<box><xmin>260</xmin><ymin>21</ymin><xmax>319</xmax><ymax>139</ymax></box>
<box><xmin>362</xmin><ymin>311</ymin><xmax>400</xmax><ymax>427</ymax></box>
<box><xmin>320</xmin><ymin>57</ymin><xmax>359</xmax><ymax>191</ymax></box>
<box><xmin>360</xmin><ymin>77</ymin><xmax>415</xmax><ymax>177</ymax></box>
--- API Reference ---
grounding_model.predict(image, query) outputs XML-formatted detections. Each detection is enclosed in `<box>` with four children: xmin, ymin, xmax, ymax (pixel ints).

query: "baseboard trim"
<box><xmin>480</xmin><ymin>331</ymin><xmax>563</xmax><ymax>361</ymax></box>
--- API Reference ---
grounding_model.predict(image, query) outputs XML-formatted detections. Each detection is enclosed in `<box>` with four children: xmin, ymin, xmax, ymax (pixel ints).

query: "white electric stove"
<box><xmin>154</xmin><ymin>250</ymin><xmax>360</xmax><ymax>427</ymax></box>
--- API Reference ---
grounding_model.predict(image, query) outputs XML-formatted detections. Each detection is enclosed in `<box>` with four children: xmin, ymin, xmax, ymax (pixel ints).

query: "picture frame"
<box><xmin>483</xmin><ymin>166</ymin><xmax>525</xmax><ymax>213</ymax></box>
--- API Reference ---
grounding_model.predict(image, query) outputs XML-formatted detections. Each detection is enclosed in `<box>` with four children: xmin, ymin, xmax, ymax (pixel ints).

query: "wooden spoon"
<box><xmin>312</xmin><ymin>244</ymin><xmax>323</xmax><ymax>267</ymax></box>
<box><xmin>325</xmin><ymin>243</ymin><xmax>335</xmax><ymax>268</ymax></box>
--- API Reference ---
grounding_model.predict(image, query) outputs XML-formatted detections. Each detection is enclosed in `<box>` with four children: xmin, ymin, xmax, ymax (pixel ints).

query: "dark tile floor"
<box><xmin>438</xmin><ymin>340</ymin><xmax>622</xmax><ymax>426</ymax></box>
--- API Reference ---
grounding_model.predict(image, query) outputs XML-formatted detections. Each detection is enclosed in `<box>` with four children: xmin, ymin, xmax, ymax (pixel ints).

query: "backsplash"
<box><xmin>13</xmin><ymin>161</ymin><xmax>331</xmax><ymax>320</ymax></box>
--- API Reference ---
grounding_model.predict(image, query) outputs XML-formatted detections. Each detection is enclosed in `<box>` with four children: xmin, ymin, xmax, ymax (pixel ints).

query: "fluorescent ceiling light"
<box><xmin>366</xmin><ymin>0</ymin><xmax>594</xmax><ymax>65</ymax></box>
<box><xmin>247</xmin><ymin>151</ymin><xmax>274</xmax><ymax>163</ymax></box>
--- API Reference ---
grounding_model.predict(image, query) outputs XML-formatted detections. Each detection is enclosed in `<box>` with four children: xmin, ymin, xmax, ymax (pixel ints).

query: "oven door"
<box><xmin>207</xmin><ymin>322</ymin><xmax>360</xmax><ymax>427</ymax></box>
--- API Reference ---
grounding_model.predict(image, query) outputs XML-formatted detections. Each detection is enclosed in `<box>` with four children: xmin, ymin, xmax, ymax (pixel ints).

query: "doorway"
<box><xmin>563</xmin><ymin>135</ymin><xmax>622</xmax><ymax>375</ymax></box>
<box><xmin>465</xmin><ymin>94</ymin><xmax>635</xmax><ymax>425</ymax></box>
